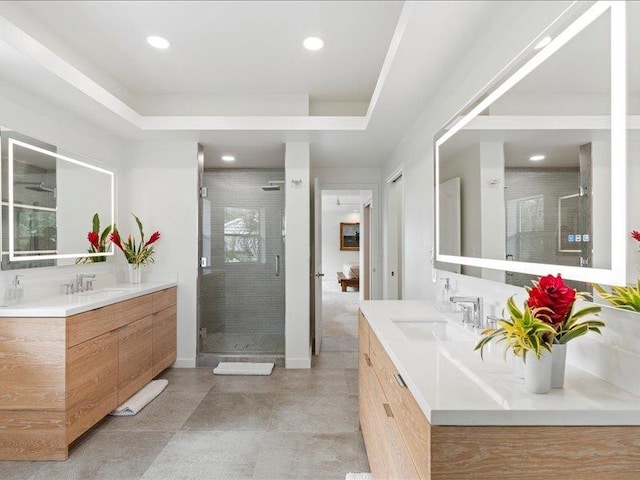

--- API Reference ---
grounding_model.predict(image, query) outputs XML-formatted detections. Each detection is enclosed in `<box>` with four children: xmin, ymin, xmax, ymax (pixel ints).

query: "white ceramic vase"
<box><xmin>524</xmin><ymin>349</ymin><xmax>552</xmax><ymax>394</ymax></box>
<box><xmin>128</xmin><ymin>263</ymin><xmax>142</xmax><ymax>284</ymax></box>
<box><xmin>512</xmin><ymin>354</ymin><xmax>525</xmax><ymax>379</ymax></box>
<box><xmin>551</xmin><ymin>343</ymin><xmax>567</xmax><ymax>389</ymax></box>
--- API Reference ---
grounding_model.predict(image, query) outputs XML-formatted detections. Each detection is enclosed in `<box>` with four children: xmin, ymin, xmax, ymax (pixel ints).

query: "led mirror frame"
<box><xmin>6</xmin><ymin>138</ymin><xmax>115</xmax><ymax>261</ymax></box>
<box><xmin>434</xmin><ymin>1</ymin><xmax>626</xmax><ymax>286</ymax></box>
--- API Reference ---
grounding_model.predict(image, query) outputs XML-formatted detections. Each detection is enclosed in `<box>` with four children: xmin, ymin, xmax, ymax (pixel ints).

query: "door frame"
<box><xmin>385</xmin><ymin>166</ymin><xmax>404</xmax><ymax>300</ymax></box>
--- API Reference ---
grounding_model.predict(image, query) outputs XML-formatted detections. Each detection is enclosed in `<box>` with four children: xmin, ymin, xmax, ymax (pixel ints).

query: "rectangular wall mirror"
<box><xmin>434</xmin><ymin>1</ymin><xmax>627</xmax><ymax>288</ymax></box>
<box><xmin>1</xmin><ymin>128</ymin><xmax>115</xmax><ymax>269</ymax></box>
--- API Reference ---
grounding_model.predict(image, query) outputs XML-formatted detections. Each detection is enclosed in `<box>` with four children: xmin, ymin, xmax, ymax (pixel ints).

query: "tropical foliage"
<box><xmin>110</xmin><ymin>214</ymin><xmax>161</xmax><ymax>266</ymax></box>
<box><xmin>593</xmin><ymin>282</ymin><xmax>640</xmax><ymax>313</ymax></box>
<box><xmin>76</xmin><ymin>213</ymin><xmax>111</xmax><ymax>264</ymax></box>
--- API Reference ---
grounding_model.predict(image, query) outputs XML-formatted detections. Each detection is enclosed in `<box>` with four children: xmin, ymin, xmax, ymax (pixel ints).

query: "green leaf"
<box><xmin>92</xmin><ymin>213</ymin><xmax>100</xmax><ymax>234</ymax></box>
<box><xmin>133</xmin><ymin>214</ymin><xmax>145</xmax><ymax>243</ymax></box>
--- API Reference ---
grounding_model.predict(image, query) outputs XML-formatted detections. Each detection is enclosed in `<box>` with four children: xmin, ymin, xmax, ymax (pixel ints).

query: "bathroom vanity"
<box><xmin>359</xmin><ymin>301</ymin><xmax>640</xmax><ymax>479</ymax></box>
<box><xmin>0</xmin><ymin>282</ymin><xmax>177</xmax><ymax>461</ymax></box>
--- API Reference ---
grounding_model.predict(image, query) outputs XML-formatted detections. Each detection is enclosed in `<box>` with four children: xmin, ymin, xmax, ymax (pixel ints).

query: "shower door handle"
<box><xmin>275</xmin><ymin>255</ymin><xmax>280</xmax><ymax>276</ymax></box>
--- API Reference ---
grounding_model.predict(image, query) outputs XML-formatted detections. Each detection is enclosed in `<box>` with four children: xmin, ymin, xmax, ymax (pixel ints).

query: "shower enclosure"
<box><xmin>198</xmin><ymin>169</ymin><xmax>285</xmax><ymax>363</ymax></box>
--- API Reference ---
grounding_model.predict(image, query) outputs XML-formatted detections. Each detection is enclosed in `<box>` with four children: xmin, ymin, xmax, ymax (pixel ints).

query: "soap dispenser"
<box><xmin>7</xmin><ymin>274</ymin><xmax>24</xmax><ymax>305</ymax></box>
<box><xmin>438</xmin><ymin>277</ymin><xmax>454</xmax><ymax>312</ymax></box>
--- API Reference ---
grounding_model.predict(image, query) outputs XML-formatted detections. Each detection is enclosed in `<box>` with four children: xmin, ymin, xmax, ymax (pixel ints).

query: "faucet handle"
<box><xmin>85</xmin><ymin>279</ymin><xmax>94</xmax><ymax>291</ymax></box>
<box><xmin>61</xmin><ymin>283</ymin><xmax>75</xmax><ymax>295</ymax></box>
<box><xmin>485</xmin><ymin>314</ymin><xmax>500</xmax><ymax>330</ymax></box>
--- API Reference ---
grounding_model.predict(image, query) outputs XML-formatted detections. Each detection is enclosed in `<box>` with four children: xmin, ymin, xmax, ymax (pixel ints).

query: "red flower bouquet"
<box><xmin>526</xmin><ymin>274</ymin><xmax>603</xmax><ymax>344</ymax></box>
<box><xmin>110</xmin><ymin>214</ymin><xmax>161</xmax><ymax>266</ymax></box>
<box><xmin>76</xmin><ymin>213</ymin><xmax>112</xmax><ymax>264</ymax></box>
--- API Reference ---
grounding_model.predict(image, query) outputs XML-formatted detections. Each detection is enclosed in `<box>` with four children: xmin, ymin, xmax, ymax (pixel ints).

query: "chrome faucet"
<box><xmin>75</xmin><ymin>274</ymin><xmax>96</xmax><ymax>293</ymax></box>
<box><xmin>450</xmin><ymin>296</ymin><xmax>484</xmax><ymax>329</ymax></box>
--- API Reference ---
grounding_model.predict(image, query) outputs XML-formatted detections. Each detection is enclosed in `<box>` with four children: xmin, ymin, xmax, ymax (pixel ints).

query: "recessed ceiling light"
<box><xmin>529</xmin><ymin>154</ymin><xmax>546</xmax><ymax>161</ymax></box>
<box><xmin>221</xmin><ymin>155</ymin><xmax>235</xmax><ymax>162</ymax></box>
<box><xmin>303</xmin><ymin>36</ymin><xmax>325</xmax><ymax>51</ymax></box>
<box><xmin>147</xmin><ymin>35</ymin><xmax>170</xmax><ymax>50</ymax></box>
<box><xmin>534</xmin><ymin>36</ymin><xmax>552</xmax><ymax>50</ymax></box>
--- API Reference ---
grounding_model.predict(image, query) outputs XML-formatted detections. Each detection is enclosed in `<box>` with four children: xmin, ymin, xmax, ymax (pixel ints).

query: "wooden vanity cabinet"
<box><xmin>0</xmin><ymin>286</ymin><xmax>177</xmax><ymax>461</ymax></box>
<box><xmin>359</xmin><ymin>310</ymin><xmax>640</xmax><ymax>479</ymax></box>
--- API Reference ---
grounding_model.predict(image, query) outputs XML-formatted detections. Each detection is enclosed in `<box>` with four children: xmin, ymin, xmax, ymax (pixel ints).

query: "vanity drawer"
<box><xmin>152</xmin><ymin>305</ymin><xmax>177</xmax><ymax>376</ymax></box>
<box><xmin>370</xmin><ymin>329</ymin><xmax>431</xmax><ymax>479</ymax></box>
<box><xmin>67</xmin><ymin>304</ymin><xmax>120</xmax><ymax>347</ymax></box>
<box><xmin>152</xmin><ymin>287</ymin><xmax>176</xmax><ymax>313</ymax></box>
<box><xmin>116</xmin><ymin>294</ymin><xmax>153</xmax><ymax>328</ymax></box>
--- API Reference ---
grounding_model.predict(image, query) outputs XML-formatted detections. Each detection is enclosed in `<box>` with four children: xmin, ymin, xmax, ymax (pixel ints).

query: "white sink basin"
<box><xmin>392</xmin><ymin>318</ymin><xmax>474</xmax><ymax>342</ymax></box>
<box><xmin>77</xmin><ymin>288</ymin><xmax>130</xmax><ymax>297</ymax></box>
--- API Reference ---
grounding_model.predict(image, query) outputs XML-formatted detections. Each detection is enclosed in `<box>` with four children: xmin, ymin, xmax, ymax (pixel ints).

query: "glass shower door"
<box><xmin>199</xmin><ymin>169</ymin><xmax>285</xmax><ymax>356</ymax></box>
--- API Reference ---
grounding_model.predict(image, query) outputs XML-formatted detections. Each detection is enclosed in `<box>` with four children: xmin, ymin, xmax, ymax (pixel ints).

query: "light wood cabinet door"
<box><xmin>152</xmin><ymin>287</ymin><xmax>176</xmax><ymax>313</ymax></box>
<box><xmin>118</xmin><ymin>316</ymin><xmax>153</xmax><ymax>404</ymax></box>
<box><xmin>152</xmin><ymin>305</ymin><xmax>177</xmax><ymax>376</ymax></box>
<box><xmin>66</xmin><ymin>330</ymin><xmax>118</xmax><ymax>443</ymax></box>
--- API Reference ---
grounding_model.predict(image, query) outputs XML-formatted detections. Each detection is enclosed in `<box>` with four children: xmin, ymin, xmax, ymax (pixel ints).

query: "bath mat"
<box><xmin>213</xmin><ymin>362</ymin><xmax>274</xmax><ymax>376</ymax></box>
<box><xmin>345</xmin><ymin>474</ymin><xmax>372</xmax><ymax>480</ymax></box>
<box><xmin>109</xmin><ymin>379</ymin><xmax>168</xmax><ymax>416</ymax></box>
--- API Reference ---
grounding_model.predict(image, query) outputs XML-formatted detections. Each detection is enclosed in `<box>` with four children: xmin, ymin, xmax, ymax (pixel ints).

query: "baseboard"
<box><xmin>285</xmin><ymin>356</ymin><xmax>311</xmax><ymax>369</ymax></box>
<box><xmin>172</xmin><ymin>358</ymin><xmax>196</xmax><ymax>368</ymax></box>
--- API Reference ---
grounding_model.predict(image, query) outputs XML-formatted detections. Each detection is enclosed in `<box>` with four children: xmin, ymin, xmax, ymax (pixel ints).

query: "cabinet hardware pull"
<box><xmin>383</xmin><ymin>403</ymin><xmax>393</xmax><ymax>418</ymax></box>
<box><xmin>364</xmin><ymin>353</ymin><xmax>371</xmax><ymax>366</ymax></box>
<box><xmin>394</xmin><ymin>374</ymin><xmax>407</xmax><ymax>388</ymax></box>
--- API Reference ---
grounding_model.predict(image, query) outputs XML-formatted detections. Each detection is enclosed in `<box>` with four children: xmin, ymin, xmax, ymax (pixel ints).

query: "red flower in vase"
<box><xmin>87</xmin><ymin>231</ymin><xmax>100</xmax><ymax>250</ymax></box>
<box><xmin>144</xmin><ymin>231</ymin><xmax>161</xmax><ymax>248</ymax></box>
<box><xmin>632</xmin><ymin>230</ymin><xmax>640</xmax><ymax>242</ymax></box>
<box><xmin>526</xmin><ymin>274</ymin><xmax>576</xmax><ymax>329</ymax></box>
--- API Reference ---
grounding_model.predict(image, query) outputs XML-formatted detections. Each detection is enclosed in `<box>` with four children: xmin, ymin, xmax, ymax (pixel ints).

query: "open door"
<box><xmin>313</xmin><ymin>178</ymin><xmax>323</xmax><ymax>354</ymax></box>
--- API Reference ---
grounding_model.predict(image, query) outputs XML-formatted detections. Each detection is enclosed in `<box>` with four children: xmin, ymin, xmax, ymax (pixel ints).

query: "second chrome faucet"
<box><xmin>450</xmin><ymin>296</ymin><xmax>484</xmax><ymax>329</ymax></box>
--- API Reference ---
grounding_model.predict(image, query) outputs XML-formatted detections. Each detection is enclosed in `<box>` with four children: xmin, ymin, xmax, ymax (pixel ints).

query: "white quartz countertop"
<box><xmin>360</xmin><ymin>300</ymin><xmax>640</xmax><ymax>426</ymax></box>
<box><xmin>0</xmin><ymin>281</ymin><xmax>177</xmax><ymax>317</ymax></box>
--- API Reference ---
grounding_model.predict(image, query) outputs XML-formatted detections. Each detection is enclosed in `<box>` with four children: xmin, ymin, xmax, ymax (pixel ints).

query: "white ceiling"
<box><xmin>0</xmin><ymin>1</ymin><xmax>524</xmax><ymax>168</ymax></box>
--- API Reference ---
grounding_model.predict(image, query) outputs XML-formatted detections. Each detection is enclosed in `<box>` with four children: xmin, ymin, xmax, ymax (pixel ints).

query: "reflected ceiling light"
<box><xmin>303</xmin><ymin>36</ymin><xmax>325</xmax><ymax>51</ymax></box>
<box><xmin>534</xmin><ymin>36</ymin><xmax>552</xmax><ymax>50</ymax></box>
<box><xmin>529</xmin><ymin>154</ymin><xmax>546</xmax><ymax>161</ymax></box>
<box><xmin>147</xmin><ymin>35</ymin><xmax>170</xmax><ymax>49</ymax></box>
<box><xmin>221</xmin><ymin>155</ymin><xmax>235</xmax><ymax>162</ymax></box>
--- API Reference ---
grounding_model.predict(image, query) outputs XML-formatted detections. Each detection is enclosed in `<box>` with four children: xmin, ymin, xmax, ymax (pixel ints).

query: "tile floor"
<box><xmin>1</xmin><ymin>284</ymin><xmax>367</xmax><ymax>480</ymax></box>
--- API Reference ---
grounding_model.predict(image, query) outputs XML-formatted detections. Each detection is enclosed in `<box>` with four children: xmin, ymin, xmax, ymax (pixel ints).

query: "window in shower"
<box><xmin>223</xmin><ymin>207</ymin><xmax>265</xmax><ymax>263</ymax></box>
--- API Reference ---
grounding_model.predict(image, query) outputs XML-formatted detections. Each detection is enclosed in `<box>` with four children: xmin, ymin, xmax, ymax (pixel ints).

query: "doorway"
<box><xmin>386</xmin><ymin>172</ymin><xmax>403</xmax><ymax>299</ymax></box>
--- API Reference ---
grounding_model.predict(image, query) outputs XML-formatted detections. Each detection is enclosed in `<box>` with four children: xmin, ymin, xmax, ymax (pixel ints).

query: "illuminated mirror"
<box><xmin>435</xmin><ymin>1</ymin><xmax>626</xmax><ymax>287</ymax></box>
<box><xmin>1</xmin><ymin>128</ymin><xmax>115</xmax><ymax>269</ymax></box>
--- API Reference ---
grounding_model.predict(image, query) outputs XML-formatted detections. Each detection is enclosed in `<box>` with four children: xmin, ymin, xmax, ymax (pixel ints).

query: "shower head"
<box><xmin>25</xmin><ymin>183</ymin><xmax>55</xmax><ymax>193</ymax></box>
<box><xmin>260</xmin><ymin>180</ymin><xmax>284</xmax><ymax>191</ymax></box>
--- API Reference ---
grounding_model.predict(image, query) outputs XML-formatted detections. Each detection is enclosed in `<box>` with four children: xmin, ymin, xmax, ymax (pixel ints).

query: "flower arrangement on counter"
<box><xmin>110</xmin><ymin>214</ymin><xmax>161</xmax><ymax>267</ymax></box>
<box><xmin>593</xmin><ymin>282</ymin><xmax>640</xmax><ymax>312</ymax></box>
<box><xmin>76</xmin><ymin>213</ymin><xmax>112</xmax><ymax>264</ymax></box>
<box><xmin>475</xmin><ymin>274</ymin><xmax>603</xmax><ymax>360</ymax></box>
<box><xmin>591</xmin><ymin>230</ymin><xmax>640</xmax><ymax>312</ymax></box>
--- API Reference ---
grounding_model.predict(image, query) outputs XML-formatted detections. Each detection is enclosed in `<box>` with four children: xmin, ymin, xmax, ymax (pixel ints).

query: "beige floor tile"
<box><xmin>345</xmin><ymin>368</ymin><xmax>359</xmax><ymax>395</ymax></box>
<box><xmin>320</xmin><ymin>337</ymin><xmax>342</xmax><ymax>352</ymax></box>
<box><xmin>181</xmin><ymin>392</ymin><xmax>275</xmax><ymax>431</ymax></box>
<box><xmin>312</xmin><ymin>351</ymin><xmax>346</xmax><ymax>369</ymax></box>
<box><xmin>142</xmin><ymin>431</ymin><xmax>264</xmax><ymax>480</ymax></box>
<box><xmin>279</xmin><ymin>368</ymin><xmax>349</xmax><ymax>395</ymax></box>
<box><xmin>100</xmin><ymin>390</ymin><xmax>208</xmax><ymax>432</ymax></box>
<box><xmin>0</xmin><ymin>462</ymin><xmax>43</xmax><ymax>480</ymax></box>
<box><xmin>342</xmin><ymin>352</ymin><xmax>358</xmax><ymax>369</ymax></box>
<box><xmin>31</xmin><ymin>430</ymin><xmax>173</xmax><ymax>480</ymax></box>
<box><xmin>252</xmin><ymin>432</ymin><xmax>362</xmax><ymax>479</ymax></box>
<box><xmin>268</xmin><ymin>393</ymin><xmax>358</xmax><ymax>434</ymax></box>
<box><xmin>212</xmin><ymin>367</ymin><xmax>283</xmax><ymax>393</ymax></box>
<box><xmin>158</xmin><ymin>367</ymin><xmax>216</xmax><ymax>392</ymax></box>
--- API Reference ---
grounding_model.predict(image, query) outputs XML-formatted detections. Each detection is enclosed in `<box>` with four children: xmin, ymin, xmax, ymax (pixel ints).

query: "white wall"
<box><xmin>285</xmin><ymin>142</ymin><xmax>311</xmax><ymax>368</ymax></box>
<box><xmin>121</xmin><ymin>141</ymin><xmax>200</xmax><ymax>367</ymax></box>
<box><xmin>322</xmin><ymin>209</ymin><xmax>360</xmax><ymax>281</ymax></box>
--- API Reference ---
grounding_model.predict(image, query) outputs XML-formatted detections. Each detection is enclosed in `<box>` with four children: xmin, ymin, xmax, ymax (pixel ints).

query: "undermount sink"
<box><xmin>392</xmin><ymin>318</ymin><xmax>474</xmax><ymax>342</ymax></box>
<box><xmin>77</xmin><ymin>288</ymin><xmax>130</xmax><ymax>297</ymax></box>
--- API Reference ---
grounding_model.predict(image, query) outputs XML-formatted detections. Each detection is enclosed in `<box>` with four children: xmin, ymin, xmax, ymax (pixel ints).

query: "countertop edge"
<box><xmin>0</xmin><ymin>281</ymin><xmax>177</xmax><ymax>317</ymax></box>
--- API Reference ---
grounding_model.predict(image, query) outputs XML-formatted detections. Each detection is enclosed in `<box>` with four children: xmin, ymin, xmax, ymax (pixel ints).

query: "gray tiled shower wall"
<box><xmin>201</xmin><ymin>169</ymin><xmax>285</xmax><ymax>337</ymax></box>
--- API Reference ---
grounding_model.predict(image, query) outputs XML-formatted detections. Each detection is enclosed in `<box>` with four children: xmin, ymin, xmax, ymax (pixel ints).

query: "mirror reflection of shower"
<box><xmin>261</xmin><ymin>180</ymin><xmax>285</xmax><ymax>191</ymax></box>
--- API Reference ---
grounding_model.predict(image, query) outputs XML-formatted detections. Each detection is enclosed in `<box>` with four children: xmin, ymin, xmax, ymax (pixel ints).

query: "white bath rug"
<box><xmin>213</xmin><ymin>362</ymin><xmax>274</xmax><ymax>376</ymax></box>
<box><xmin>345</xmin><ymin>474</ymin><xmax>372</xmax><ymax>480</ymax></box>
<box><xmin>109</xmin><ymin>379</ymin><xmax>168</xmax><ymax>416</ymax></box>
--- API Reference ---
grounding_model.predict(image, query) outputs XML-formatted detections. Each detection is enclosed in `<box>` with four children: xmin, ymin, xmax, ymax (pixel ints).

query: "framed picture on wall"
<box><xmin>340</xmin><ymin>222</ymin><xmax>360</xmax><ymax>251</ymax></box>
